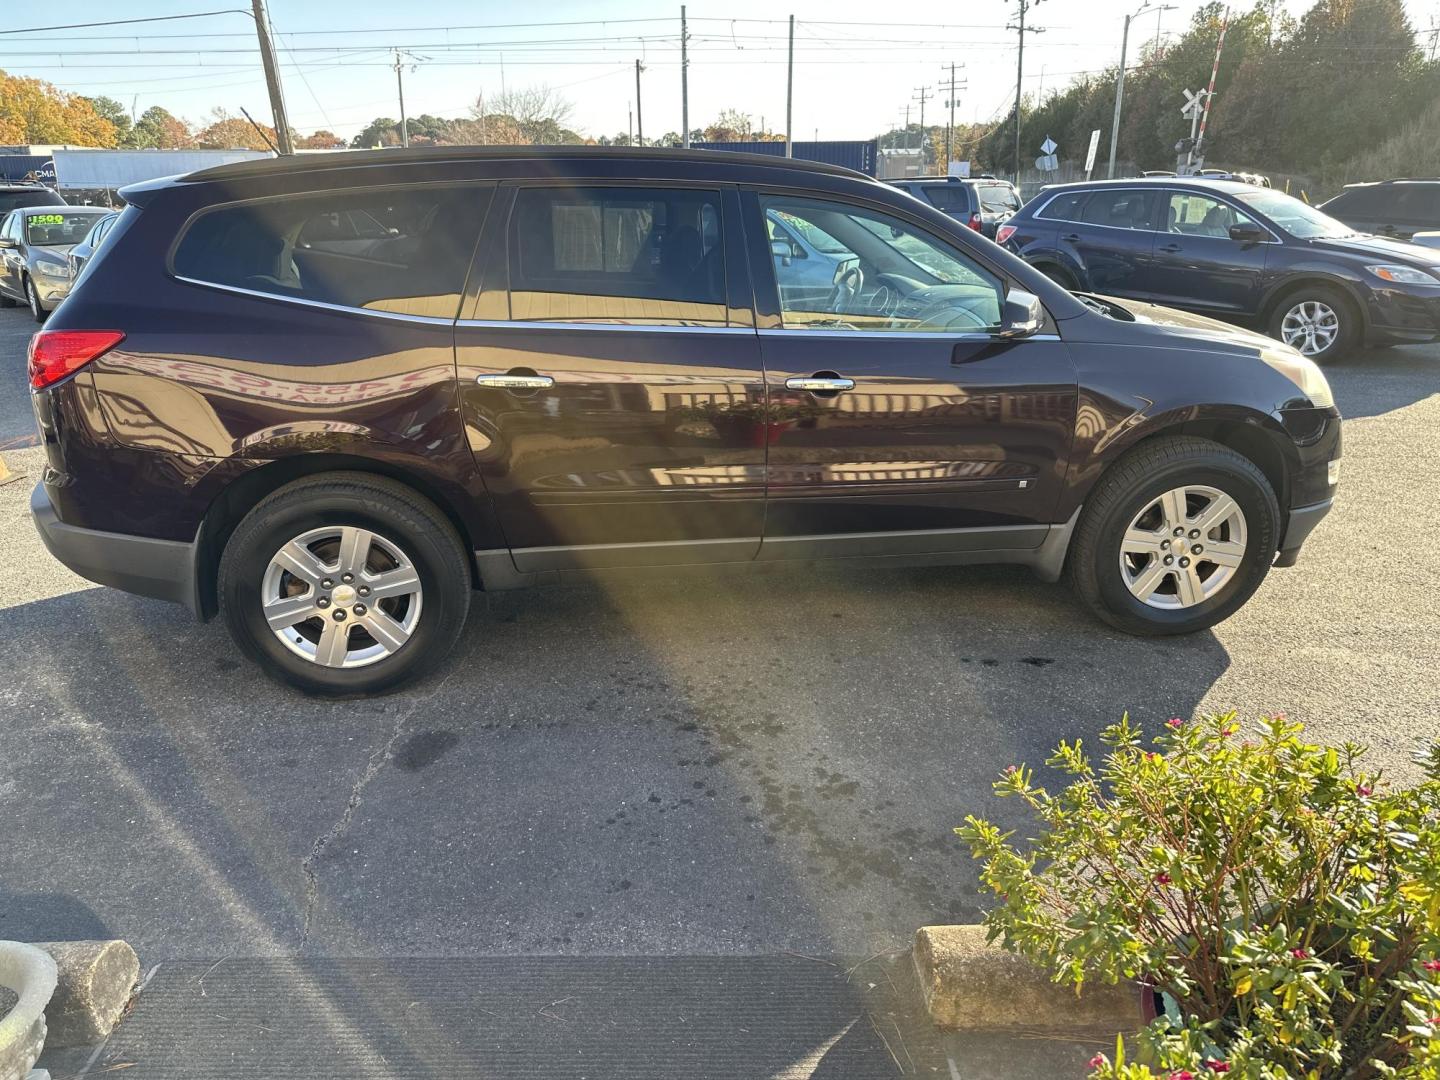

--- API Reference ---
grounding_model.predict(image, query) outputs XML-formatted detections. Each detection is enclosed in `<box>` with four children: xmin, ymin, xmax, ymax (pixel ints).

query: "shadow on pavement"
<box><xmin>1322</xmin><ymin>343</ymin><xmax>1438</xmax><ymax>420</ymax></box>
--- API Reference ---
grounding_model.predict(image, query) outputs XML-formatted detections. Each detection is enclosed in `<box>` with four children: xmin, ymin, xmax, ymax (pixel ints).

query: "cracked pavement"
<box><xmin>1</xmin><ymin>305</ymin><xmax>1437</xmax><ymax>1076</ymax></box>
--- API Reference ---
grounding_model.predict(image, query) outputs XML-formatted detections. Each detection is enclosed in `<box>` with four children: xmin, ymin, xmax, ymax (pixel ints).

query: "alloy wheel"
<box><xmin>26</xmin><ymin>278</ymin><xmax>39</xmax><ymax>319</ymax></box>
<box><xmin>261</xmin><ymin>525</ymin><xmax>422</xmax><ymax>668</ymax></box>
<box><xmin>1280</xmin><ymin>300</ymin><xmax>1339</xmax><ymax>357</ymax></box>
<box><xmin>1118</xmin><ymin>485</ymin><xmax>1248</xmax><ymax>610</ymax></box>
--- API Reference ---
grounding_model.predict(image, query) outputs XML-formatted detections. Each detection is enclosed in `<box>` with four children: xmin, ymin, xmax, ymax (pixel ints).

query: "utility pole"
<box><xmin>1007</xmin><ymin>0</ymin><xmax>1044</xmax><ymax>187</ymax></box>
<box><xmin>681</xmin><ymin>5</ymin><xmax>690</xmax><ymax>148</ymax></box>
<box><xmin>913</xmin><ymin>85</ymin><xmax>932</xmax><ymax>172</ymax></box>
<box><xmin>785</xmin><ymin>14</ymin><xmax>795</xmax><ymax>157</ymax></box>
<box><xmin>393</xmin><ymin>51</ymin><xmax>410</xmax><ymax>148</ymax></box>
<box><xmin>629</xmin><ymin>104</ymin><xmax>633</xmax><ymax>146</ymax></box>
<box><xmin>635</xmin><ymin>59</ymin><xmax>645</xmax><ymax>145</ymax></box>
<box><xmin>1107</xmin><ymin>13</ymin><xmax>1133</xmax><ymax>179</ymax></box>
<box><xmin>250</xmin><ymin>0</ymin><xmax>293</xmax><ymax>154</ymax></box>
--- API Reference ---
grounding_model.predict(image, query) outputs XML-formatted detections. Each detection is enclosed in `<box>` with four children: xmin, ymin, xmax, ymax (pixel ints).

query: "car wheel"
<box><xmin>25</xmin><ymin>276</ymin><xmax>46</xmax><ymax>323</ymax></box>
<box><xmin>1038</xmin><ymin>264</ymin><xmax>1078</xmax><ymax>290</ymax></box>
<box><xmin>1268</xmin><ymin>285</ymin><xmax>1357</xmax><ymax>362</ymax></box>
<box><xmin>218</xmin><ymin>473</ymin><xmax>471</xmax><ymax>696</ymax></box>
<box><xmin>1069</xmin><ymin>436</ymin><xmax>1279</xmax><ymax>636</ymax></box>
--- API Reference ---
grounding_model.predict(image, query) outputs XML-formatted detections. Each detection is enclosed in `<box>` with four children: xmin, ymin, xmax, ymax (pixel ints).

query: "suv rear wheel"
<box><xmin>1268</xmin><ymin>284</ymin><xmax>1357</xmax><ymax>362</ymax></box>
<box><xmin>218</xmin><ymin>473</ymin><xmax>471</xmax><ymax>696</ymax></box>
<box><xmin>1069</xmin><ymin>436</ymin><xmax>1279</xmax><ymax>635</ymax></box>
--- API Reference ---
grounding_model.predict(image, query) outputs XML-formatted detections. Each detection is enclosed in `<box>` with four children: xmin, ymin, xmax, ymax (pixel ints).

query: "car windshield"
<box><xmin>1235</xmin><ymin>190</ymin><xmax>1355</xmax><ymax>239</ymax></box>
<box><xmin>23</xmin><ymin>211</ymin><xmax>104</xmax><ymax>247</ymax></box>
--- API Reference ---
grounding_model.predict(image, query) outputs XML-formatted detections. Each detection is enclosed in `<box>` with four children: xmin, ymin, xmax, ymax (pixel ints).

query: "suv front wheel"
<box><xmin>218</xmin><ymin>473</ymin><xmax>471</xmax><ymax>696</ymax></box>
<box><xmin>1268</xmin><ymin>284</ymin><xmax>1358</xmax><ymax>362</ymax></box>
<box><xmin>1069</xmin><ymin>436</ymin><xmax>1280</xmax><ymax>635</ymax></box>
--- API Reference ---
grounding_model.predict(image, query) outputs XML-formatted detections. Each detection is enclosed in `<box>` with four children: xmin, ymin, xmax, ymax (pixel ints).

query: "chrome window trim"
<box><xmin>756</xmin><ymin>328</ymin><xmax>1062</xmax><ymax>342</ymax></box>
<box><xmin>171</xmin><ymin>275</ymin><xmax>460</xmax><ymax>325</ymax></box>
<box><xmin>458</xmin><ymin>318</ymin><xmax>753</xmax><ymax>334</ymax></box>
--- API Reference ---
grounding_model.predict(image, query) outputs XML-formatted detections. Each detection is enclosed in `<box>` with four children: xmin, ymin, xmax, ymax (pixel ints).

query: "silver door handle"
<box><xmin>475</xmin><ymin>372</ymin><xmax>555</xmax><ymax>389</ymax></box>
<box><xmin>785</xmin><ymin>376</ymin><xmax>855</xmax><ymax>392</ymax></box>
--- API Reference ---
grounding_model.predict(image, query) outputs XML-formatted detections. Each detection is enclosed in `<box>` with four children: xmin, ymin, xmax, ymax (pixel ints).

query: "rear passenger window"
<box><xmin>921</xmin><ymin>185</ymin><xmax>969</xmax><ymax>212</ymax></box>
<box><xmin>1080</xmin><ymin>190</ymin><xmax>1157</xmax><ymax>230</ymax></box>
<box><xmin>172</xmin><ymin>185</ymin><xmax>488</xmax><ymax>318</ymax></box>
<box><xmin>1037</xmin><ymin>191</ymin><xmax>1086</xmax><ymax>221</ymax></box>
<box><xmin>1394</xmin><ymin>184</ymin><xmax>1440</xmax><ymax>223</ymax></box>
<box><xmin>508</xmin><ymin>186</ymin><xmax>727</xmax><ymax>325</ymax></box>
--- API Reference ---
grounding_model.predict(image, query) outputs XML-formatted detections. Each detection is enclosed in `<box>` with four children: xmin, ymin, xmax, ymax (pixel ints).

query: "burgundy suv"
<box><xmin>29</xmin><ymin>148</ymin><xmax>1340</xmax><ymax>695</ymax></box>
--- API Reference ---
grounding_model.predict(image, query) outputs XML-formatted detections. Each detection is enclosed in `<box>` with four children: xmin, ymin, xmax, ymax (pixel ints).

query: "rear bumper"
<box><xmin>1274</xmin><ymin>497</ymin><xmax>1333</xmax><ymax>568</ymax></box>
<box><xmin>32</xmin><ymin>482</ymin><xmax>200</xmax><ymax>614</ymax></box>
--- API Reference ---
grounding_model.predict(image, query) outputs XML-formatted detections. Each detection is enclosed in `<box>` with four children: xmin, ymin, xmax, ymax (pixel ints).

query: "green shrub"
<box><xmin>956</xmin><ymin>714</ymin><xmax>1440</xmax><ymax>1078</ymax></box>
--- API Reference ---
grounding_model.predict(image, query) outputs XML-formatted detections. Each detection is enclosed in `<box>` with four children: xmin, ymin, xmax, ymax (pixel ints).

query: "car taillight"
<box><xmin>28</xmin><ymin>329</ymin><xmax>125</xmax><ymax>390</ymax></box>
<box><xmin>968</xmin><ymin>212</ymin><xmax>983</xmax><ymax>231</ymax></box>
<box><xmin>995</xmin><ymin>224</ymin><xmax>1018</xmax><ymax>246</ymax></box>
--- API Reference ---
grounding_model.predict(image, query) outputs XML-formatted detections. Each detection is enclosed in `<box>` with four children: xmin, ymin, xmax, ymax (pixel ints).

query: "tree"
<box><xmin>0</xmin><ymin>71</ymin><xmax>117</xmax><ymax>146</ymax></box>
<box><xmin>82</xmin><ymin>95</ymin><xmax>133</xmax><ymax>146</ymax></box>
<box><xmin>194</xmin><ymin>108</ymin><xmax>275</xmax><ymax>151</ymax></box>
<box><xmin>296</xmin><ymin>129</ymin><xmax>344</xmax><ymax>149</ymax></box>
<box><xmin>131</xmin><ymin>106</ymin><xmax>192</xmax><ymax>149</ymax></box>
<box><xmin>351</xmin><ymin>117</ymin><xmax>402</xmax><ymax>148</ymax></box>
<box><xmin>703</xmin><ymin>108</ymin><xmax>754</xmax><ymax>142</ymax></box>
<box><xmin>472</xmin><ymin>85</ymin><xmax>580</xmax><ymax>145</ymax></box>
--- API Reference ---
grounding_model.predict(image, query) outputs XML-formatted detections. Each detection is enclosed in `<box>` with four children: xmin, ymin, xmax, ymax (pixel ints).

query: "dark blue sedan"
<box><xmin>998</xmin><ymin>177</ymin><xmax>1440</xmax><ymax>361</ymax></box>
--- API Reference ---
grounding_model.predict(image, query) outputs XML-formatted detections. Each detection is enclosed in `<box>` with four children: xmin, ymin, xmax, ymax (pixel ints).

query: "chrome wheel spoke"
<box><xmin>1129</xmin><ymin>559</ymin><xmax>1170</xmax><ymax>600</ymax></box>
<box><xmin>1120</xmin><ymin>483</ymin><xmax>1248</xmax><ymax>611</ymax></box>
<box><xmin>364</xmin><ymin>565</ymin><xmax>421</xmax><ymax>600</ymax></box>
<box><xmin>1192</xmin><ymin>492</ymin><xmax>1240</xmax><ymax>534</ymax></box>
<box><xmin>314</xmin><ymin>619</ymin><xmax>352</xmax><ymax>667</ymax></box>
<box><xmin>1202</xmin><ymin>539</ymin><xmax>1246</xmax><ymax>568</ymax></box>
<box><xmin>359</xmin><ymin>610</ymin><xmax>410</xmax><ymax>654</ymax></box>
<box><xmin>336</xmin><ymin>526</ymin><xmax>373</xmax><ymax>575</ymax></box>
<box><xmin>1160</xmin><ymin>488</ymin><xmax>1188</xmax><ymax>531</ymax></box>
<box><xmin>263</xmin><ymin>592</ymin><xmax>318</xmax><ymax>630</ymax></box>
<box><xmin>273</xmin><ymin>541</ymin><xmax>327</xmax><ymax>586</ymax></box>
<box><xmin>1173</xmin><ymin>566</ymin><xmax>1205</xmax><ymax>607</ymax></box>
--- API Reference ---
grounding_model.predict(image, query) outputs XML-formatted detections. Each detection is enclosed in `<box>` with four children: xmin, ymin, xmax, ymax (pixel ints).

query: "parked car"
<box><xmin>0</xmin><ymin>205</ymin><xmax>111</xmax><ymax>322</ymax></box>
<box><xmin>1320</xmin><ymin>178</ymin><xmax>1440</xmax><ymax>242</ymax></box>
<box><xmin>66</xmin><ymin>210</ymin><xmax>121</xmax><ymax>283</ymax></box>
<box><xmin>997</xmin><ymin>177</ymin><xmax>1440</xmax><ymax>360</ymax></box>
<box><xmin>763</xmin><ymin>205</ymin><xmax>853</xmax><ymax>309</ymax></box>
<box><xmin>31</xmin><ymin>147</ymin><xmax>1340</xmax><ymax>694</ymax></box>
<box><xmin>1412</xmin><ymin>232</ymin><xmax>1440</xmax><ymax>250</ymax></box>
<box><xmin>0</xmin><ymin>182</ymin><xmax>65</xmax><ymax>216</ymax></box>
<box><xmin>886</xmin><ymin>176</ymin><xmax>1022</xmax><ymax>237</ymax></box>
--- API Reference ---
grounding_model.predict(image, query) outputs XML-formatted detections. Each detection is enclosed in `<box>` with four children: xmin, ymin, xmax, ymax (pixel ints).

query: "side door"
<box><xmin>0</xmin><ymin>214</ymin><xmax>20</xmax><ymax>298</ymax></box>
<box><xmin>745</xmin><ymin>189</ymin><xmax>1078</xmax><ymax>559</ymax></box>
<box><xmin>453</xmin><ymin>182</ymin><xmax>767</xmax><ymax>572</ymax></box>
<box><xmin>1061</xmin><ymin>188</ymin><xmax>1162</xmax><ymax>300</ymax></box>
<box><xmin>1321</xmin><ymin>185</ymin><xmax>1394</xmax><ymax>238</ymax></box>
<box><xmin>1148</xmin><ymin>189</ymin><xmax>1273</xmax><ymax>317</ymax></box>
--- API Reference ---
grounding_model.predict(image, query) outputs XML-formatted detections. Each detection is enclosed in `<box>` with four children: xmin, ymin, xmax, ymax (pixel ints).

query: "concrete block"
<box><xmin>32</xmin><ymin>942</ymin><xmax>138</xmax><ymax>1048</ymax></box>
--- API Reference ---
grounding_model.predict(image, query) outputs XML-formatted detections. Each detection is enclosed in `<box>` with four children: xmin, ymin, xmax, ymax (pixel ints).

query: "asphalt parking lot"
<box><xmin>1</xmin><ymin>302</ymin><xmax>1437</xmax><ymax>1077</ymax></box>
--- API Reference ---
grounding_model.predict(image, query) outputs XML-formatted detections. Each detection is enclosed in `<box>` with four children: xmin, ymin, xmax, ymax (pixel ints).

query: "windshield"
<box><xmin>1235</xmin><ymin>190</ymin><xmax>1355</xmax><ymax>239</ymax></box>
<box><xmin>23</xmin><ymin>211</ymin><xmax>104</xmax><ymax>248</ymax></box>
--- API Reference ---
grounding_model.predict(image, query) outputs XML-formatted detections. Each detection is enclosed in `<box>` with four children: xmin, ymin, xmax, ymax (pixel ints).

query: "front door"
<box><xmin>1148</xmin><ymin>189</ymin><xmax>1271</xmax><ymax>317</ymax></box>
<box><xmin>453</xmin><ymin>183</ymin><xmax>767</xmax><ymax>572</ymax></box>
<box><xmin>744</xmin><ymin>190</ymin><xmax>1078</xmax><ymax>560</ymax></box>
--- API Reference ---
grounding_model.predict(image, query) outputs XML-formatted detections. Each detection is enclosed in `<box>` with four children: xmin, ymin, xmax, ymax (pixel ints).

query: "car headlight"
<box><xmin>1261</xmin><ymin>346</ymin><xmax>1334</xmax><ymax>409</ymax></box>
<box><xmin>1365</xmin><ymin>264</ymin><xmax>1440</xmax><ymax>285</ymax></box>
<box><xmin>33</xmin><ymin>258</ymin><xmax>69</xmax><ymax>279</ymax></box>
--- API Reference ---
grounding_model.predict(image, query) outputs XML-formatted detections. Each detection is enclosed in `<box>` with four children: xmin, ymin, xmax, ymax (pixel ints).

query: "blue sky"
<box><xmin>5</xmin><ymin>0</ymin><xmax>1435</xmax><ymax>150</ymax></box>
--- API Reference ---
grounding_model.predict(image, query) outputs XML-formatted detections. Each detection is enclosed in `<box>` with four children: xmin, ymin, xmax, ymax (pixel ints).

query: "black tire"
<box><xmin>1069</xmin><ymin>436</ymin><xmax>1280</xmax><ymax>636</ymax></box>
<box><xmin>1266</xmin><ymin>283</ymin><xmax>1358</xmax><ymax>363</ymax></box>
<box><xmin>24</xmin><ymin>276</ymin><xmax>46</xmax><ymax>323</ymax></box>
<box><xmin>1037</xmin><ymin>263</ymin><xmax>1078</xmax><ymax>290</ymax></box>
<box><xmin>218</xmin><ymin>472</ymin><xmax>471</xmax><ymax>696</ymax></box>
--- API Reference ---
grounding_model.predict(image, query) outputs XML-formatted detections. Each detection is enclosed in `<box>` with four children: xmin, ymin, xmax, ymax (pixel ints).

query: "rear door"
<box><xmin>1148</xmin><ymin>189</ymin><xmax>1272</xmax><ymax>317</ymax></box>
<box><xmin>1323</xmin><ymin>184</ymin><xmax>1403</xmax><ymax>238</ymax></box>
<box><xmin>1062</xmin><ymin>188</ymin><xmax>1161</xmax><ymax>300</ymax></box>
<box><xmin>453</xmin><ymin>182</ymin><xmax>767</xmax><ymax>572</ymax></box>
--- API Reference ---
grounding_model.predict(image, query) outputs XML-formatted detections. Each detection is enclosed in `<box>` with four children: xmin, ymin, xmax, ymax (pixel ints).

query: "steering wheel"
<box><xmin>828</xmin><ymin>263</ymin><xmax>865</xmax><ymax>313</ymax></box>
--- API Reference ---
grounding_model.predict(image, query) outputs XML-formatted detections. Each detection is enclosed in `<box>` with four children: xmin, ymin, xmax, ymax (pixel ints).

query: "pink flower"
<box><xmin>1170</xmin><ymin>1072</ymin><xmax>1196</xmax><ymax>1080</ymax></box>
<box><xmin>1145</xmin><ymin>751</ymin><xmax>1161</xmax><ymax>762</ymax></box>
<box><xmin>1356</xmin><ymin>785</ymin><xmax>1372</xmax><ymax>797</ymax></box>
<box><xmin>1005</xmin><ymin>765</ymin><xmax>1019</xmax><ymax>775</ymax></box>
<box><xmin>1166</xmin><ymin>717</ymin><xmax>1184</xmax><ymax>729</ymax></box>
<box><xmin>1088</xmin><ymin>1054</ymin><xmax>1106</xmax><ymax>1069</ymax></box>
<box><xmin>1422</xmin><ymin>960</ymin><xmax>1440</xmax><ymax>972</ymax></box>
<box><xmin>1291</xmin><ymin>947</ymin><xmax>1310</xmax><ymax>960</ymax></box>
<box><xmin>1207</xmin><ymin>1063</ymin><xmax>1231</xmax><ymax>1074</ymax></box>
<box><xmin>1155</xmin><ymin>872</ymin><xmax>1172</xmax><ymax>885</ymax></box>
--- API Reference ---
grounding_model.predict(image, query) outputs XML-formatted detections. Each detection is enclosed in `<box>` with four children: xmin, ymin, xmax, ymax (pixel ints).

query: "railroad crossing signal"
<box><xmin>1181</xmin><ymin>88</ymin><xmax>1206</xmax><ymax>119</ymax></box>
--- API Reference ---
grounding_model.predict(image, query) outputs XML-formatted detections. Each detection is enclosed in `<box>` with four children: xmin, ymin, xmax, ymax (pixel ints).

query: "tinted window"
<box><xmin>759</xmin><ymin>194</ymin><xmax>1003</xmax><ymax>332</ymax></box>
<box><xmin>1393</xmin><ymin>183</ymin><xmax>1440</xmax><ymax>223</ymax></box>
<box><xmin>0</xmin><ymin>190</ymin><xmax>64</xmax><ymax>215</ymax></box>
<box><xmin>1036</xmin><ymin>190</ymin><xmax>1087</xmax><ymax>222</ymax></box>
<box><xmin>1164</xmin><ymin>192</ymin><xmax>1259</xmax><ymax>237</ymax></box>
<box><xmin>978</xmin><ymin>183</ymin><xmax>1021</xmax><ymax>212</ymax></box>
<box><xmin>1080</xmin><ymin>190</ymin><xmax>1157</xmax><ymax>230</ymax></box>
<box><xmin>173</xmin><ymin>186</ymin><xmax>486</xmax><ymax>318</ymax></box>
<box><xmin>23</xmin><ymin>211</ymin><xmax>106</xmax><ymax>247</ymax></box>
<box><xmin>921</xmin><ymin>185</ymin><xmax>970</xmax><ymax>212</ymax></box>
<box><xmin>509</xmin><ymin>186</ymin><xmax>726</xmax><ymax>325</ymax></box>
<box><xmin>1326</xmin><ymin>185</ymin><xmax>1390</xmax><ymax>218</ymax></box>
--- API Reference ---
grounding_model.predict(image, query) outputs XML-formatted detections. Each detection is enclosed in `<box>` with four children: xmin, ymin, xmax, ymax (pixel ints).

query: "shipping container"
<box><xmin>0</xmin><ymin>155</ymin><xmax>56</xmax><ymax>185</ymax></box>
<box><xmin>52</xmin><ymin>148</ymin><xmax>272</xmax><ymax>191</ymax></box>
<box><xmin>689</xmin><ymin>140</ymin><xmax>878</xmax><ymax>177</ymax></box>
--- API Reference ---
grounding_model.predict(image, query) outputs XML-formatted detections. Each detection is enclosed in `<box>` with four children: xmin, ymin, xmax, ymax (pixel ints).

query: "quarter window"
<box><xmin>508</xmin><ymin>186</ymin><xmax>727</xmax><ymax>325</ymax></box>
<box><xmin>1037</xmin><ymin>190</ymin><xmax>1087</xmax><ymax>222</ymax></box>
<box><xmin>920</xmin><ymin>185</ymin><xmax>970</xmax><ymax>212</ymax></box>
<box><xmin>171</xmin><ymin>185</ymin><xmax>488</xmax><ymax>318</ymax></box>
<box><xmin>1164</xmin><ymin>192</ymin><xmax>1259</xmax><ymax>237</ymax></box>
<box><xmin>759</xmin><ymin>194</ymin><xmax>1003</xmax><ymax>333</ymax></box>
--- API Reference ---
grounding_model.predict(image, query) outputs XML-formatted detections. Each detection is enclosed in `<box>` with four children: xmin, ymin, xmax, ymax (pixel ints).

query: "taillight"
<box><xmin>28</xmin><ymin>329</ymin><xmax>125</xmax><ymax>390</ymax></box>
<box><xmin>995</xmin><ymin>224</ymin><xmax>1018</xmax><ymax>246</ymax></box>
<box><xmin>968</xmin><ymin>212</ymin><xmax>983</xmax><ymax>231</ymax></box>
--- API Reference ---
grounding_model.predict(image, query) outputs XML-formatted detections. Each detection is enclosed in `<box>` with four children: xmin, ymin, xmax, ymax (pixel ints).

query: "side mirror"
<box><xmin>769</xmin><ymin>238</ymin><xmax>797</xmax><ymax>265</ymax></box>
<box><xmin>1228</xmin><ymin>223</ymin><xmax>1267</xmax><ymax>245</ymax></box>
<box><xmin>0</xmin><ymin>237</ymin><xmax>16</xmax><ymax>250</ymax></box>
<box><xmin>998</xmin><ymin>288</ymin><xmax>1044</xmax><ymax>338</ymax></box>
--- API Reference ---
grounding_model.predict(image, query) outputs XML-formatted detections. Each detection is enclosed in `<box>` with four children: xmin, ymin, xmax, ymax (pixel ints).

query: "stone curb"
<box><xmin>32</xmin><ymin>941</ymin><xmax>139</xmax><ymax>1049</ymax></box>
<box><xmin>913</xmin><ymin>925</ymin><xmax>1141</xmax><ymax>1032</ymax></box>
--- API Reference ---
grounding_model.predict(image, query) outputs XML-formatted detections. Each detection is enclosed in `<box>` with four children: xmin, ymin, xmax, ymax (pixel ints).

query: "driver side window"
<box><xmin>758</xmin><ymin>194</ymin><xmax>1003</xmax><ymax>333</ymax></box>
